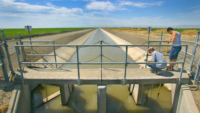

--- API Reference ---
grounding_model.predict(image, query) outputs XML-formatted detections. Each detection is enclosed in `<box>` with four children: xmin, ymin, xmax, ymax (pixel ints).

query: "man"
<box><xmin>146</xmin><ymin>47</ymin><xmax>167</xmax><ymax>75</ymax></box>
<box><xmin>165</xmin><ymin>27</ymin><xmax>182</xmax><ymax>71</ymax></box>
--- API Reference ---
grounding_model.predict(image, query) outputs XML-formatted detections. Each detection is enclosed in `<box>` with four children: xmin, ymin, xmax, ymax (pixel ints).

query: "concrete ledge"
<box><xmin>7</xmin><ymin>85</ymin><xmax>21</xmax><ymax>113</ymax></box>
<box><xmin>15</xmin><ymin>68</ymin><xmax>189</xmax><ymax>84</ymax></box>
<box><xmin>177</xmin><ymin>84</ymin><xmax>199</xmax><ymax>113</ymax></box>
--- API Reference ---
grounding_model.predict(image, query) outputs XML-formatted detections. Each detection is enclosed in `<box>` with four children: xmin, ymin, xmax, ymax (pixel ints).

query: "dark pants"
<box><xmin>147</xmin><ymin>64</ymin><xmax>161</xmax><ymax>71</ymax></box>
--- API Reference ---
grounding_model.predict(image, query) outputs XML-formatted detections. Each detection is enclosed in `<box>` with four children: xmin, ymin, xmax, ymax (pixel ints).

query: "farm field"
<box><xmin>105</xmin><ymin>28</ymin><xmax>200</xmax><ymax>41</ymax></box>
<box><xmin>0</xmin><ymin>28</ymin><xmax>90</xmax><ymax>38</ymax></box>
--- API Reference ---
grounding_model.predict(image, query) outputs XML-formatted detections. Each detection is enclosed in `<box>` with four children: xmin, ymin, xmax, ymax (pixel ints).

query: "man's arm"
<box><xmin>166</xmin><ymin>31</ymin><xmax>177</xmax><ymax>42</ymax></box>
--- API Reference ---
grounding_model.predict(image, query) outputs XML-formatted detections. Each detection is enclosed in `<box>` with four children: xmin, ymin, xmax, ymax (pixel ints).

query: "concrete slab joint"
<box><xmin>97</xmin><ymin>85</ymin><xmax>107</xmax><ymax>113</ymax></box>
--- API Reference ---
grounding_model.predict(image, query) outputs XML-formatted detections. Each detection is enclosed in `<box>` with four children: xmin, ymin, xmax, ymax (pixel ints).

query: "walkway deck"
<box><xmin>14</xmin><ymin>68</ymin><xmax>189</xmax><ymax>84</ymax></box>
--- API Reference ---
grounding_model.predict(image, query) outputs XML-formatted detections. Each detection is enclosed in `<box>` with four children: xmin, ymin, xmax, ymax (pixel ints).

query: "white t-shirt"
<box><xmin>151</xmin><ymin>51</ymin><xmax>167</xmax><ymax>68</ymax></box>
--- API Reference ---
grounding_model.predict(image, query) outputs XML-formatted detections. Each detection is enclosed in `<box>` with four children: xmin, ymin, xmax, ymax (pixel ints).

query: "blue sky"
<box><xmin>0</xmin><ymin>0</ymin><xmax>200</xmax><ymax>28</ymax></box>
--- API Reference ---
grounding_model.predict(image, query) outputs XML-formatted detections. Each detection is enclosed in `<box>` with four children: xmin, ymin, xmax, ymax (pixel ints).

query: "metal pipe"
<box><xmin>159</xmin><ymin>32</ymin><xmax>163</xmax><ymax>52</ymax></box>
<box><xmin>26</xmin><ymin>54</ymin><xmax>54</xmax><ymax>56</ymax></box>
<box><xmin>15</xmin><ymin>46</ymin><xmax>25</xmax><ymax>84</ymax></box>
<box><xmin>14</xmin><ymin>44</ymin><xmax>188</xmax><ymax>47</ymax></box>
<box><xmin>0</xmin><ymin>45</ymin><xmax>9</xmax><ymax>82</ymax></box>
<box><xmin>181</xmin><ymin>50</ymin><xmax>192</xmax><ymax>56</ymax></box>
<box><xmin>194</xmin><ymin>58</ymin><xmax>200</xmax><ymax>84</ymax></box>
<box><xmin>100</xmin><ymin>41</ymin><xmax>103</xmax><ymax>84</ymax></box>
<box><xmin>179</xmin><ymin>45</ymin><xmax>188</xmax><ymax>83</ymax></box>
<box><xmin>21</xmin><ymin>42</ymin><xmax>27</xmax><ymax>67</ymax></box>
<box><xmin>6</xmin><ymin>39</ymin><xmax>20</xmax><ymax>42</ymax></box>
<box><xmin>76</xmin><ymin>46</ymin><xmax>80</xmax><ymax>85</ymax></box>
<box><xmin>1</xmin><ymin>29</ymin><xmax>15</xmax><ymax>75</ymax></box>
<box><xmin>53</xmin><ymin>41</ymin><xmax>57</xmax><ymax>68</ymax></box>
<box><xmin>20</xmin><ymin>61</ymin><xmax>183</xmax><ymax>65</ymax></box>
<box><xmin>123</xmin><ymin>46</ymin><xmax>128</xmax><ymax>85</ymax></box>
<box><xmin>21</xmin><ymin>41</ymin><xmax>54</xmax><ymax>43</ymax></box>
<box><xmin>189</xmin><ymin>31</ymin><xmax>199</xmax><ymax>72</ymax></box>
<box><xmin>0</xmin><ymin>42</ymin><xmax>4</xmax><ymax>46</ymax></box>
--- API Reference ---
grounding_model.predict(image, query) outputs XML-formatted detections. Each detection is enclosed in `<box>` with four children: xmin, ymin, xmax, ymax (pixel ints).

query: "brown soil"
<box><xmin>0</xmin><ymin>29</ymin><xmax>93</xmax><ymax>112</ymax></box>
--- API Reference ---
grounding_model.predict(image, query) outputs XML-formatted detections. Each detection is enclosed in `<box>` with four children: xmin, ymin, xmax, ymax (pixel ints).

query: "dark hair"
<box><xmin>167</xmin><ymin>27</ymin><xmax>173</xmax><ymax>32</ymax></box>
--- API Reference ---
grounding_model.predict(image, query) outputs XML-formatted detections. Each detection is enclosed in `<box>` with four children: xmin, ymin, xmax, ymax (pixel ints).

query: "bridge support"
<box><xmin>97</xmin><ymin>85</ymin><xmax>106</xmax><ymax>113</ymax></box>
<box><xmin>172</xmin><ymin>83</ymin><xmax>181</xmax><ymax>113</ymax></box>
<box><xmin>132</xmin><ymin>84</ymin><xmax>144</xmax><ymax>104</ymax></box>
<box><xmin>16</xmin><ymin>84</ymin><xmax>31</xmax><ymax>113</ymax></box>
<box><xmin>59</xmin><ymin>84</ymin><xmax>70</xmax><ymax>105</ymax></box>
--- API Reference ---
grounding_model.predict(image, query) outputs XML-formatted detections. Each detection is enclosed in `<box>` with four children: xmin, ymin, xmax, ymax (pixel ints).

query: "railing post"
<box><xmin>159</xmin><ymin>31</ymin><xmax>163</xmax><ymax>52</ymax></box>
<box><xmin>15</xmin><ymin>46</ymin><xmax>25</xmax><ymax>84</ymax></box>
<box><xmin>179</xmin><ymin>45</ymin><xmax>188</xmax><ymax>83</ymax></box>
<box><xmin>1</xmin><ymin>29</ymin><xmax>15</xmax><ymax>75</ymax></box>
<box><xmin>76</xmin><ymin>46</ymin><xmax>80</xmax><ymax>85</ymax></box>
<box><xmin>123</xmin><ymin>46</ymin><xmax>128</xmax><ymax>85</ymax></box>
<box><xmin>53</xmin><ymin>41</ymin><xmax>57</xmax><ymax>68</ymax></box>
<box><xmin>16</xmin><ymin>42</ymin><xmax>20</xmax><ymax>54</ymax></box>
<box><xmin>0</xmin><ymin>44</ymin><xmax>9</xmax><ymax>83</ymax></box>
<box><xmin>100</xmin><ymin>41</ymin><xmax>103</xmax><ymax>84</ymax></box>
<box><xmin>194</xmin><ymin>58</ymin><xmax>200</xmax><ymax>84</ymax></box>
<box><xmin>189</xmin><ymin>31</ymin><xmax>199</xmax><ymax>72</ymax></box>
<box><xmin>21</xmin><ymin>42</ymin><xmax>27</xmax><ymax>67</ymax></box>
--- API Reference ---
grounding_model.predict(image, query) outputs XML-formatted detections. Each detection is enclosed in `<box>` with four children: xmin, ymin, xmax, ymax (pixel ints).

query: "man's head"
<box><xmin>167</xmin><ymin>27</ymin><xmax>174</xmax><ymax>34</ymax></box>
<box><xmin>148</xmin><ymin>47</ymin><xmax>155</xmax><ymax>54</ymax></box>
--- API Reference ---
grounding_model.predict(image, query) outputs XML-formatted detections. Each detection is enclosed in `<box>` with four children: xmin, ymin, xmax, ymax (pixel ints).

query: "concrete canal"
<box><xmin>32</xmin><ymin>29</ymin><xmax>172</xmax><ymax>113</ymax></box>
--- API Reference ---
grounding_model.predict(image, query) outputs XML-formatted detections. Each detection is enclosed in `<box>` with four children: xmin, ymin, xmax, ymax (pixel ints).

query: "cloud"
<box><xmin>188</xmin><ymin>5</ymin><xmax>200</xmax><ymax>9</ymax></box>
<box><xmin>86</xmin><ymin>1</ymin><xmax>116</xmax><ymax>11</ymax></box>
<box><xmin>119</xmin><ymin>1</ymin><xmax>164</xmax><ymax>8</ymax></box>
<box><xmin>0</xmin><ymin>0</ymin><xmax>83</xmax><ymax>14</ymax></box>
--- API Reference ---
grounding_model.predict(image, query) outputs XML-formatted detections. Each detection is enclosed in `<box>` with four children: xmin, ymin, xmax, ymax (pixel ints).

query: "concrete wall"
<box><xmin>36</xmin><ymin>29</ymin><xmax>96</xmax><ymax>68</ymax></box>
<box><xmin>176</xmin><ymin>84</ymin><xmax>199</xmax><ymax>113</ymax></box>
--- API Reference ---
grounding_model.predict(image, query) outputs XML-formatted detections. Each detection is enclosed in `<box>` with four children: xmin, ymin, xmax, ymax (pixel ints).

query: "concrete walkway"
<box><xmin>15</xmin><ymin>68</ymin><xmax>189</xmax><ymax>84</ymax></box>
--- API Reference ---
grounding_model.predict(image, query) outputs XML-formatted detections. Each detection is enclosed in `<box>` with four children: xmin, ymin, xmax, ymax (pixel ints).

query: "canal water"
<box><xmin>32</xmin><ymin>29</ymin><xmax>172</xmax><ymax>113</ymax></box>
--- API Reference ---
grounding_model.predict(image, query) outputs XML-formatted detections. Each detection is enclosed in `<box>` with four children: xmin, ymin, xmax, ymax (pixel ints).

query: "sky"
<box><xmin>0</xmin><ymin>0</ymin><xmax>200</xmax><ymax>28</ymax></box>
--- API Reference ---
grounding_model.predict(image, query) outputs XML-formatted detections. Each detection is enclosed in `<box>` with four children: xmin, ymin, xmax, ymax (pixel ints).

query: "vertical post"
<box><xmin>21</xmin><ymin>42</ymin><xmax>27</xmax><ymax>67</ymax></box>
<box><xmin>53</xmin><ymin>41</ymin><xmax>57</xmax><ymax>68</ymax></box>
<box><xmin>194</xmin><ymin>58</ymin><xmax>200</xmax><ymax>84</ymax></box>
<box><xmin>1</xmin><ymin>29</ymin><xmax>15</xmax><ymax>75</ymax></box>
<box><xmin>189</xmin><ymin>31</ymin><xmax>199</xmax><ymax>72</ymax></box>
<box><xmin>19</xmin><ymin>33</ymin><xmax>25</xmax><ymax>61</ymax></box>
<box><xmin>27</xmin><ymin>26</ymin><xmax>32</xmax><ymax>48</ymax></box>
<box><xmin>16</xmin><ymin>42</ymin><xmax>20</xmax><ymax>54</ymax></box>
<box><xmin>0</xmin><ymin>45</ymin><xmax>9</xmax><ymax>83</ymax></box>
<box><xmin>123</xmin><ymin>46</ymin><xmax>128</xmax><ymax>85</ymax></box>
<box><xmin>15</xmin><ymin>46</ymin><xmax>25</xmax><ymax>84</ymax></box>
<box><xmin>179</xmin><ymin>45</ymin><xmax>188</xmax><ymax>84</ymax></box>
<box><xmin>76</xmin><ymin>46</ymin><xmax>80</xmax><ymax>85</ymax></box>
<box><xmin>100</xmin><ymin>41</ymin><xmax>103</xmax><ymax>84</ymax></box>
<box><xmin>159</xmin><ymin>31</ymin><xmax>163</xmax><ymax>52</ymax></box>
<box><xmin>59</xmin><ymin>84</ymin><xmax>70</xmax><ymax>105</ymax></box>
<box><xmin>146</xmin><ymin>27</ymin><xmax>151</xmax><ymax>67</ymax></box>
<box><xmin>97</xmin><ymin>85</ymin><xmax>106</xmax><ymax>113</ymax></box>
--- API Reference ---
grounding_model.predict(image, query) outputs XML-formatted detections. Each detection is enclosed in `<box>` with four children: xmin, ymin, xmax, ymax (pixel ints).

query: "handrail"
<box><xmin>14</xmin><ymin>44</ymin><xmax>188</xmax><ymax>85</ymax></box>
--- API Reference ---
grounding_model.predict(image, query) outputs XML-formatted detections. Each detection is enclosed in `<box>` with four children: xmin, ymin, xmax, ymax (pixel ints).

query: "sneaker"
<box><xmin>156</xmin><ymin>70</ymin><xmax>161</xmax><ymax>75</ymax></box>
<box><xmin>165</xmin><ymin>66</ymin><xmax>172</xmax><ymax>71</ymax></box>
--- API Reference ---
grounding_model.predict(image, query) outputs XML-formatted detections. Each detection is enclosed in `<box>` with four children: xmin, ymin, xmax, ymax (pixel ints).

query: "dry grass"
<box><xmin>182</xmin><ymin>30</ymin><xmax>197</xmax><ymax>35</ymax></box>
<box><xmin>0</xmin><ymin>103</ymin><xmax>8</xmax><ymax>113</ymax></box>
<box><xmin>105</xmin><ymin>28</ymin><xmax>198</xmax><ymax>41</ymax></box>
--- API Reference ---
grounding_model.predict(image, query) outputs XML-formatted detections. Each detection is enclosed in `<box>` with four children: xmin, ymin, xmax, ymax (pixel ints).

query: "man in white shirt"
<box><xmin>146</xmin><ymin>47</ymin><xmax>167</xmax><ymax>75</ymax></box>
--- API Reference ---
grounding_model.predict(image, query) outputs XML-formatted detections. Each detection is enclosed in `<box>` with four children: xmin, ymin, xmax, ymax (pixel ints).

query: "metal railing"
<box><xmin>15</xmin><ymin>44</ymin><xmax>188</xmax><ymax>85</ymax></box>
<box><xmin>194</xmin><ymin>58</ymin><xmax>200</xmax><ymax>84</ymax></box>
<box><xmin>151</xmin><ymin>31</ymin><xmax>200</xmax><ymax>72</ymax></box>
<box><xmin>1</xmin><ymin>30</ymin><xmax>15</xmax><ymax>82</ymax></box>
